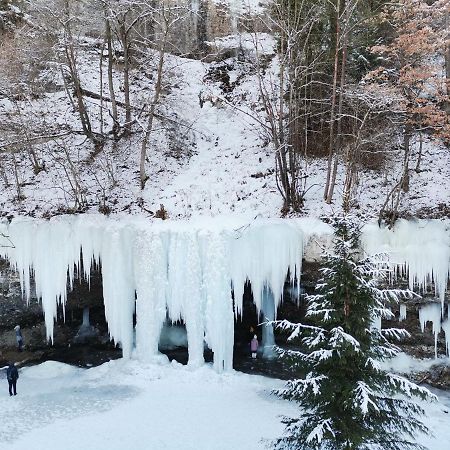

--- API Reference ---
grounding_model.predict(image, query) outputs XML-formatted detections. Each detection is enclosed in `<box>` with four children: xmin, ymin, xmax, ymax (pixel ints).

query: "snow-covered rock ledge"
<box><xmin>0</xmin><ymin>215</ymin><xmax>448</xmax><ymax>371</ymax></box>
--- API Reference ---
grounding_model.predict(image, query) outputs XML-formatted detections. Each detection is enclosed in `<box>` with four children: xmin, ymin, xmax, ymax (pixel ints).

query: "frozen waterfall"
<box><xmin>362</xmin><ymin>219</ymin><xmax>450</xmax><ymax>306</ymax></box>
<box><xmin>0</xmin><ymin>215</ymin><xmax>448</xmax><ymax>370</ymax></box>
<box><xmin>0</xmin><ymin>215</ymin><xmax>306</xmax><ymax>372</ymax></box>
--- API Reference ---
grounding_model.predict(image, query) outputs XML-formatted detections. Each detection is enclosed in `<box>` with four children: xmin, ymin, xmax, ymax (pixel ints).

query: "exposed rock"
<box><xmin>408</xmin><ymin>364</ymin><xmax>450</xmax><ymax>391</ymax></box>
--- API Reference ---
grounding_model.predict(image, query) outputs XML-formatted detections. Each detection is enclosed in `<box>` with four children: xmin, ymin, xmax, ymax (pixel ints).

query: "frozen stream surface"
<box><xmin>0</xmin><ymin>358</ymin><xmax>449</xmax><ymax>450</ymax></box>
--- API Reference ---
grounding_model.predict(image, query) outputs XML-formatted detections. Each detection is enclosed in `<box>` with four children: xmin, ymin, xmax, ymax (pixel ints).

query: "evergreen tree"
<box><xmin>273</xmin><ymin>217</ymin><xmax>436</xmax><ymax>450</ymax></box>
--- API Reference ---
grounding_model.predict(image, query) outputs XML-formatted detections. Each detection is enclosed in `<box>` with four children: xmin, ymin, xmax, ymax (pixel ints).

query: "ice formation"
<box><xmin>361</xmin><ymin>219</ymin><xmax>450</xmax><ymax>307</ymax></box>
<box><xmin>0</xmin><ymin>215</ymin><xmax>448</xmax><ymax>370</ymax></box>
<box><xmin>399</xmin><ymin>304</ymin><xmax>407</xmax><ymax>322</ymax></box>
<box><xmin>442</xmin><ymin>307</ymin><xmax>450</xmax><ymax>357</ymax></box>
<box><xmin>419</xmin><ymin>303</ymin><xmax>442</xmax><ymax>358</ymax></box>
<box><xmin>0</xmin><ymin>215</ymin><xmax>306</xmax><ymax>372</ymax></box>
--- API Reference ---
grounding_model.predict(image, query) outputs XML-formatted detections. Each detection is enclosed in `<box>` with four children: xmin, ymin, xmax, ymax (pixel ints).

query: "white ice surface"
<box><xmin>362</xmin><ymin>219</ymin><xmax>450</xmax><ymax>305</ymax></box>
<box><xmin>0</xmin><ymin>360</ymin><xmax>449</xmax><ymax>450</ymax></box>
<box><xmin>1</xmin><ymin>215</ymin><xmax>449</xmax><ymax>369</ymax></box>
<box><xmin>399</xmin><ymin>303</ymin><xmax>407</xmax><ymax>321</ymax></box>
<box><xmin>0</xmin><ymin>214</ymin><xmax>306</xmax><ymax>371</ymax></box>
<box><xmin>0</xmin><ymin>360</ymin><xmax>293</xmax><ymax>450</ymax></box>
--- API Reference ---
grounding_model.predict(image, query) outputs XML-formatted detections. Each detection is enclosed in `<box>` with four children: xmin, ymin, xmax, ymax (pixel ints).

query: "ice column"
<box><xmin>419</xmin><ymin>303</ymin><xmax>442</xmax><ymax>359</ymax></box>
<box><xmin>134</xmin><ymin>230</ymin><xmax>168</xmax><ymax>362</ymax></box>
<box><xmin>203</xmin><ymin>232</ymin><xmax>234</xmax><ymax>373</ymax></box>
<box><xmin>167</xmin><ymin>232</ymin><xmax>205</xmax><ymax>367</ymax></box>
<box><xmin>101</xmin><ymin>225</ymin><xmax>136</xmax><ymax>358</ymax></box>
<box><xmin>399</xmin><ymin>303</ymin><xmax>407</xmax><ymax>322</ymax></box>
<box><xmin>261</xmin><ymin>287</ymin><xmax>276</xmax><ymax>359</ymax></box>
<box><xmin>442</xmin><ymin>306</ymin><xmax>450</xmax><ymax>357</ymax></box>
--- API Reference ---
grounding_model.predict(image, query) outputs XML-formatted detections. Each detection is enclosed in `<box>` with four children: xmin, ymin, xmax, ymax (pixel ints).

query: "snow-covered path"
<box><xmin>0</xmin><ymin>359</ymin><xmax>449</xmax><ymax>450</ymax></box>
<box><xmin>0</xmin><ymin>360</ymin><xmax>292</xmax><ymax>450</ymax></box>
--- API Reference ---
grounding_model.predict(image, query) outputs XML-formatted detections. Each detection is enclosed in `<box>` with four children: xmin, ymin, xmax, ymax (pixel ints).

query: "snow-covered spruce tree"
<box><xmin>273</xmin><ymin>217</ymin><xmax>436</xmax><ymax>450</ymax></box>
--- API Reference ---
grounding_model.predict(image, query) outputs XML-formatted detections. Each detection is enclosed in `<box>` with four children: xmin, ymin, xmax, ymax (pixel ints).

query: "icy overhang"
<box><xmin>0</xmin><ymin>215</ymin><xmax>325</xmax><ymax>371</ymax></box>
<box><xmin>0</xmin><ymin>215</ymin><xmax>448</xmax><ymax>371</ymax></box>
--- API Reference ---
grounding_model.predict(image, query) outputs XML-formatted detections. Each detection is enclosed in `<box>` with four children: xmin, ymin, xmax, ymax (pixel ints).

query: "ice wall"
<box><xmin>0</xmin><ymin>215</ymin><xmax>304</xmax><ymax>372</ymax></box>
<box><xmin>362</xmin><ymin>219</ymin><xmax>450</xmax><ymax>306</ymax></box>
<box><xmin>1</xmin><ymin>215</ymin><xmax>448</xmax><ymax>369</ymax></box>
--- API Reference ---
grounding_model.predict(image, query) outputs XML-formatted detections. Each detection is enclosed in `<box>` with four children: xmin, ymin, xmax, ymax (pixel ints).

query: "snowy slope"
<box><xmin>0</xmin><ymin>31</ymin><xmax>448</xmax><ymax>221</ymax></box>
<box><xmin>0</xmin><ymin>359</ymin><xmax>449</xmax><ymax>450</ymax></box>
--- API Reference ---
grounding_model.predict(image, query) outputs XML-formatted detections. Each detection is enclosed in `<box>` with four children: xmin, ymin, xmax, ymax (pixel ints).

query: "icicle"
<box><xmin>229</xmin><ymin>220</ymin><xmax>303</xmax><ymax>316</ymax></box>
<box><xmin>441</xmin><ymin>305</ymin><xmax>450</xmax><ymax>357</ymax></box>
<box><xmin>399</xmin><ymin>303</ymin><xmax>407</xmax><ymax>322</ymax></box>
<box><xmin>361</xmin><ymin>219</ymin><xmax>450</xmax><ymax>308</ymax></box>
<box><xmin>101</xmin><ymin>224</ymin><xmax>135</xmax><ymax>358</ymax></box>
<box><xmin>372</xmin><ymin>316</ymin><xmax>382</xmax><ymax>331</ymax></box>
<box><xmin>261</xmin><ymin>287</ymin><xmax>276</xmax><ymax>359</ymax></box>
<box><xmin>419</xmin><ymin>303</ymin><xmax>442</xmax><ymax>359</ymax></box>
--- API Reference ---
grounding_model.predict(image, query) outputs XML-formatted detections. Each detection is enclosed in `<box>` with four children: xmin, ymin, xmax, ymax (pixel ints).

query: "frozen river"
<box><xmin>0</xmin><ymin>359</ymin><xmax>449</xmax><ymax>450</ymax></box>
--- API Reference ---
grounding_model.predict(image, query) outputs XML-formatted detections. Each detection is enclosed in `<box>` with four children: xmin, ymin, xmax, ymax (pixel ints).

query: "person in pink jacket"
<box><xmin>250</xmin><ymin>335</ymin><xmax>259</xmax><ymax>359</ymax></box>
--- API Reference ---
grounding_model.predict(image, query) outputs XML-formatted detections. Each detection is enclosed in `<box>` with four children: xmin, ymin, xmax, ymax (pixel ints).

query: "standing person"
<box><xmin>250</xmin><ymin>334</ymin><xmax>259</xmax><ymax>359</ymax></box>
<box><xmin>14</xmin><ymin>325</ymin><xmax>23</xmax><ymax>352</ymax></box>
<box><xmin>6</xmin><ymin>363</ymin><xmax>19</xmax><ymax>396</ymax></box>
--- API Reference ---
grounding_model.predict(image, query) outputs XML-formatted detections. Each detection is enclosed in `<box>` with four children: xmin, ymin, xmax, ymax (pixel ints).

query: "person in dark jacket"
<box><xmin>6</xmin><ymin>363</ymin><xmax>19</xmax><ymax>396</ymax></box>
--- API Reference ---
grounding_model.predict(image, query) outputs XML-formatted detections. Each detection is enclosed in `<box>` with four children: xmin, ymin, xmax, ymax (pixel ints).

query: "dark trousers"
<box><xmin>8</xmin><ymin>380</ymin><xmax>17</xmax><ymax>396</ymax></box>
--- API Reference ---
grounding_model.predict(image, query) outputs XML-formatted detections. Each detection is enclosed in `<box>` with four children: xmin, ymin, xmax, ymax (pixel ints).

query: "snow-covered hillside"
<box><xmin>0</xmin><ymin>27</ymin><xmax>448</xmax><ymax>221</ymax></box>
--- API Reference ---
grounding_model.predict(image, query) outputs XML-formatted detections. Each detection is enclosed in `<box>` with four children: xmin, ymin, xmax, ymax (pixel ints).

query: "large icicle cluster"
<box><xmin>362</xmin><ymin>219</ymin><xmax>450</xmax><ymax>359</ymax></box>
<box><xmin>361</xmin><ymin>219</ymin><xmax>450</xmax><ymax>306</ymax></box>
<box><xmin>0</xmin><ymin>215</ymin><xmax>305</xmax><ymax>372</ymax></box>
<box><xmin>1</xmin><ymin>216</ymin><xmax>448</xmax><ymax>370</ymax></box>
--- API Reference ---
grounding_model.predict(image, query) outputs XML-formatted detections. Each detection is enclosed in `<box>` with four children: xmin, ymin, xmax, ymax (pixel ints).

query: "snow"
<box><xmin>0</xmin><ymin>359</ymin><xmax>449</xmax><ymax>450</ymax></box>
<box><xmin>212</xmin><ymin>0</ymin><xmax>269</xmax><ymax>15</ymax></box>
<box><xmin>382</xmin><ymin>353</ymin><xmax>449</xmax><ymax>374</ymax></box>
<box><xmin>1</xmin><ymin>32</ymin><xmax>449</xmax><ymax>222</ymax></box>
<box><xmin>0</xmin><ymin>360</ymin><xmax>294</xmax><ymax>450</ymax></box>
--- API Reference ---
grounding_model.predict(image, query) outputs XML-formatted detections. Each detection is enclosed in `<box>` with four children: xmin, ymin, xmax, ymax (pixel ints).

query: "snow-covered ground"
<box><xmin>0</xmin><ymin>358</ymin><xmax>449</xmax><ymax>450</ymax></box>
<box><xmin>0</xmin><ymin>360</ymin><xmax>293</xmax><ymax>450</ymax></box>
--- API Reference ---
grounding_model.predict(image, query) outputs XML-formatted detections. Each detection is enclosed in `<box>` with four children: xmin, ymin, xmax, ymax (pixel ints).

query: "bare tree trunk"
<box><xmin>99</xmin><ymin>40</ymin><xmax>105</xmax><ymax>136</ymax></box>
<box><xmin>325</xmin><ymin>0</ymin><xmax>349</xmax><ymax>204</ymax></box>
<box><xmin>445</xmin><ymin>8</ymin><xmax>450</xmax><ymax>112</ymax></box>
<box><xmin>140</xmin><ymin>30</ymin><xmax>167</xmax><ymax>189</ymax></box>
<box><xmin>12</xmin><ymin>153</ymin><xmax>22</xmax><ymax>201</ymax></box>
<box><xmin>415</xmin><ymin>130</ymin><xmax>423</xmax><ymax>172</ymax></box>
<box><xmin>62</xmin><ymin>0</ymin><xmax>96</xmax><ymax>143</ymax></box>
<box><xmin>105</xmin><ymin>18</ymin><xmax>119</xmax><ymax>137</ymax></box>
<box><xmin>324</xmin><ymin>0</ymin><xmax>341</xmax><ymax>201</ymax></box>
<box><xmin>119</xmin><ymin>18</ymin><xmax>132</xmax><ymax>135</ymax></box>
